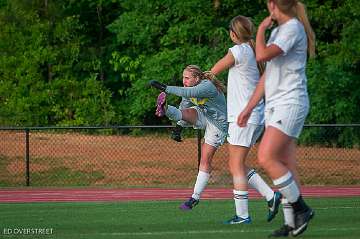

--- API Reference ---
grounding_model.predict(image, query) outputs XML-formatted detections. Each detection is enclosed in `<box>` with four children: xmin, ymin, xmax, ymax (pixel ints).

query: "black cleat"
<box><xmin>179</xmin><ymin>197</ymin><xmax>199</xmax><ymax>211</ymax></box>
<box><xmin>171</xmin><ymin>125</ymin><xmax>183</xmax><ymax>142</ymax></box>
<box><xmin>291</xmin><ymin>208</ymin><xmax>314</xmax><ymax>237</ymax></box>
<box><xmin>268</xmin><ymin>225</ymin><xmax>294</xmax><ymax>237</ymax></box>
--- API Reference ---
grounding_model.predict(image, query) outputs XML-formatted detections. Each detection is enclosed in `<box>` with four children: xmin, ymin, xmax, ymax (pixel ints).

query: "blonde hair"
<box><xmin>269</xmin><ymin>0</ymin><xmax>316</xmax><ymax>57</ymax></box>
<box><xmin>185</xmin><ymin>65</ymin><xmax>226</xmax><ymax>93</ymax></box>
<box><xmin>229</xmin><ymin>15</ymin><xmax>266</xmax><ymax>75</ymax></box>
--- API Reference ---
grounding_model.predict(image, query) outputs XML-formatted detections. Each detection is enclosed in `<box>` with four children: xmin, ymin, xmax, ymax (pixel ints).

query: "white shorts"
<box><xmin>227</xmin><ymin>122</ymin><xmax>264</xmax><ymax>147</ymax></box>
<box><xmin>265</xmin><ymin>104</ymin><xmax>309</xmax><ymax>138</ymax></box>
<box><xmin>193</xmin><ymin>107</ymin><xmax>226</xmax><ymax>148</ymax></box>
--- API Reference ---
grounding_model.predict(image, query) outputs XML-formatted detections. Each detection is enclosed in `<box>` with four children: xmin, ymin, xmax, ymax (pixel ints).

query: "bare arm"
<box><xmin>237</xmin><ymin>74</ymin><xmax>265</xmax><ymax>127</ymax></box>
<box><xmin>211</xmin><ymin>51</ymin><xmax>235</xmax><ymax>75</ymax></box>
<box><xmin>256</xmin><ymin>16</ymin><xmax>283</xmax><ymax>62</ymax></box>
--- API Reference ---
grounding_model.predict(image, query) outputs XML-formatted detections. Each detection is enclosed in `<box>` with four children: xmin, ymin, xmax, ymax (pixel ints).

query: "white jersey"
<box><xmin>227</xmin><ymin>43</ymin><xmax>264</xmax><ymax>124</ymax></box>
<box><xmin>265</xmin><ymin>18</ymin><xmax>309</xmax><ymax>109</ymax></box>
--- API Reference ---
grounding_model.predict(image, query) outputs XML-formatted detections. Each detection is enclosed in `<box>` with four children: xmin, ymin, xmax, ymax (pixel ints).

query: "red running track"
<box><xmin>0</xmin><ymin>186</ymin><xmax>359</xmax><ymax>203</ymax></box>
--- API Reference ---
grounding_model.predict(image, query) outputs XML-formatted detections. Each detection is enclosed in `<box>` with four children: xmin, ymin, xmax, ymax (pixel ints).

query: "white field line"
<box><xmin>315</xmin><ymin>206</ymin><xmax>360</xmax><ymax>210</ymax></box>
<box><xmin>97</xmin><ymin>227</ymin><xmax>360</xmax><ymax>237</ymax></box>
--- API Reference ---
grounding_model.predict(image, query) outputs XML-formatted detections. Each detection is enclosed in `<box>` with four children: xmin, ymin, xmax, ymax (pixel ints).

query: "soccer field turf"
<box><xmin>0</xmin><ymin>197</ymin><xmax>359</xmax><ymax>239</ymax></box>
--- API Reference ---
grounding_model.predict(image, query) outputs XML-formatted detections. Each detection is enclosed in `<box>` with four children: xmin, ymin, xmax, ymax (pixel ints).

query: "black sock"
<box><xmin>291</xmin><ymin>195</ymin><xmax>309</xmax><ymax>213</ymax></box>
<box><xmin>174</xmin><ymin>124</ymin><xmax>182</xmax><ymax>133</ymax></box>
<box><xmin>171</xmin><ymin>124</ymin><xmax>182</xmax><ymax>142</ymax></box>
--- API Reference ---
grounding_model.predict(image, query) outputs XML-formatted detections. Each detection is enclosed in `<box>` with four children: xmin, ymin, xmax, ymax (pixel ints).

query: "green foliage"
<box><xmin>0</xmin><ymin>0</ymin><xmax>119</xmax><ymax>126</ymax></box>
<box><xmin>0</xmin><ymin>0</ymin><xmax>359</xmax><ymax>135</ymax></box>
<box><xmin>49</xmin><ymin>75</ymin><xmax>115</xmax><ymax>126</ymax></box>
<box><xmin>302</xmin><ymin>0</ymin><xmax>360</xmax><ymax>146</ymax></box>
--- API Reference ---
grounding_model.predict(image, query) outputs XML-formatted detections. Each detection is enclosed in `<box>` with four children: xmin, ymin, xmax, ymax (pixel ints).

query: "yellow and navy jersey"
<box><xmin>190</xmin><ymin>97</ymin><xmax>208</xmax><ymax>106</ymax></box>
<box><xmin>165</xmin><ymin>80</ymin><xmax>227</xmax><ymax>132</ymax></box>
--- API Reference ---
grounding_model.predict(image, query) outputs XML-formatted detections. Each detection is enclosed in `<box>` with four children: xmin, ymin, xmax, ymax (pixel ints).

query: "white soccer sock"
<box><xmin>273</xmin><ymin>171</ymin><xmax>300</xmax><ymax>203</ymax></box>
<box><xmin>247</xmin><ymin>169</ymin><xmax>274</xmax><ymax>201</ymax></box>
<box><xmin>166</xmin><ymin>105</ymin><xmax>182</xmax><ymax>121</ymax></box>
<box><xmin>233</xmin><ymin>190</ymin><xmax>249</xmax><ymax>218</ymax></box>
<box><xmin>282</xmin><ymin>197</ymin><xmax>295</xmax><ymax>228</ymax></box>
<box><xmin>192</xmin><ymin>170</ymin><xmax>210</xmax><ymax>200</ymax></box>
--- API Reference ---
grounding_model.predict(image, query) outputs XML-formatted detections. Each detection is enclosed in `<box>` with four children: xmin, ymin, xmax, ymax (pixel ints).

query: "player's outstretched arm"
<box><xmin>211</xmin><ymin>51</ymin><xmax>234</xmax><ymax>75</ymax></box>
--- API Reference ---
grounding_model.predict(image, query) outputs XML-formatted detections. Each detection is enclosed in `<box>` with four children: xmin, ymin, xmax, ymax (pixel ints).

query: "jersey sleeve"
<box><xmin>229</xmin><ymin>45</ymin><xmax>247</xmax><ymax>66</ymax></box>
<box><xmin>271</xmin><ymin>23</ymin><xmax>299</xmax><ymax>55</ymax></box>
<box><xmin>166</xmin><ymin>80</ymin><xmax>218</xmax><ymax>98</ymax></box>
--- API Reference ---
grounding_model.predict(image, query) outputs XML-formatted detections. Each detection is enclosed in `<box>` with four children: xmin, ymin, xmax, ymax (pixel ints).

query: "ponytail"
<box><xmin>230</xmin><ymin>15</ymin><xmax>266</xmax><ymax>75</ymax></box>
<box><xmin>294</xmin><ymin>2</ymin><xmax>316</xmax><ymax>57</ymax></box>
<box><xmin>249</xmin><ymin>39</ymin><xmax>266</xmax><ymax>75</ymax></box>
<box><xmin>272</xmin><ymin>0</ymin><xmax>316</xmax><ymax>57</ymax></box>
<box><xmin>203</xmin><ymin>71</ymin><xmax>226</xmax><ymax>93</ymax></box>
<box><xmin>185</xmin><ymin>65</ymin><xmax>226</xmax><ymax>93</ymax></box>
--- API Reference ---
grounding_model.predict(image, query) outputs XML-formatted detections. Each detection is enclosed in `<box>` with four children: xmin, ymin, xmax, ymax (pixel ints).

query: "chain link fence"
<box><xmin>0</xmin><ymin>125</ymin><xmax>359</xmax><ymax>187</ymax></box>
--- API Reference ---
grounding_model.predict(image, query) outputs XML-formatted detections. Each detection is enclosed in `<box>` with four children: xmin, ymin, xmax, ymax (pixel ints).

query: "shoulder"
<box><xmin>229</xmin><ymin>43</ymin><xmax>253</xmax><ymax>60</ymax></box>
<box><xmin>200</xmin><ymin>80</ymin><xmax>217</xmax><ymax>90</ymax></box>
<box><xmin>230</xmin><ymin>43</ymin><xmax>252</xmax><ymax>53</ymax></box>
<box><xmin>280</xmin><ymin>18</ymin><xmax>305</xmax><ymax>35</ymax></box>
<box><xmin>290</xmin><ymin>18</ymin><xmax>305</xmax><ymax>31</ymax></box>
<box><xmin>200</xmin><ymin>79</ymin><xmax>214</xmax><ymax>87</ymax></box>
<box><xmin>271</xmin><ymin>18</ymin><xmax>305</xmax><ymax>46</ymax></box>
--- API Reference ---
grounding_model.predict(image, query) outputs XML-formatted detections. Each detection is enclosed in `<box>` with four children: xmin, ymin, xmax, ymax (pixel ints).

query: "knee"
<box><xmin>228</xmin><ymin>159</ymin><xmax>244</xmax><ymax>176</ymax></box>
<box><xmin>228</xmin><ymin>164</ymin><xmax>237</xmax><ymax>176</ymax></box>
<box><xmin>228</xmin><ymin>159</ymin><xmax>235</xmax><ymax>175</ymax></box>
<box><xmin>257</xmin><ymin>148</ymin><xmax>270</xmax><ymax>169</ymax></box>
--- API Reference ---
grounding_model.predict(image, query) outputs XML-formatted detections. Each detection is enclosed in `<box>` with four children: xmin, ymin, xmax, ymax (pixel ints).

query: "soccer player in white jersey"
<box><xmin>238</xmin><ymin>0</ymin><xmax>316</xmax><ymax>237</ymax></box>
<box><xmin>211</xmin><ymin>15</ymin><xmax>282</xmax><ymax>225</ymax></box>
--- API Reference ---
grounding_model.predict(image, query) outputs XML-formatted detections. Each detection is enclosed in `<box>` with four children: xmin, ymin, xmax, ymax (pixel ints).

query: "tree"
<box><xmin>0</xmin><ymin>0</ymin><xmax>359</xmax><ymax>131</ymax></box>
<box><xmin>0</xmin><ymin>0</ymin><xmax>117</xmax><ymax>126</ymax></box>
<box><xmin>108</xmin><ymin>0</ymin><xmax>265</xmax><ymax>124</ymax></box>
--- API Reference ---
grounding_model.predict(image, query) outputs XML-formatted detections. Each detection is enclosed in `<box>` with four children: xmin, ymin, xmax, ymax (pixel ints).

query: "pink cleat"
<box><xmin>155</xmin><ymin>92</ymin><xmax>167</xmax><ymax>117</ymax></box>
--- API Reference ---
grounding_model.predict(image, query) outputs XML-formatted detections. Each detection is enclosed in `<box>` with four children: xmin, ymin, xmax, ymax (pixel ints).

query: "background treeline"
<box><xmin>0</xmin><ymin>0</ymin><xmax>359</xmax><ymax>129</ymax></box>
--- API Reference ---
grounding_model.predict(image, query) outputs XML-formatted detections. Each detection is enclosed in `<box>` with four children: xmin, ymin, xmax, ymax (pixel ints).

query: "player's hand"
<box><xmin>259</xmin><ymin>16</ymin><xmax>274</xmax><ymax>30</ymax></box>
<box><xmin>149</xmin><ymin>80</ymin><xmax>167</xmax><ymax>91</ymax></box>
<box><xmin>237</xmin><ymin>108</ymin><xmax>251</xmax><ymax>127</ymax></box>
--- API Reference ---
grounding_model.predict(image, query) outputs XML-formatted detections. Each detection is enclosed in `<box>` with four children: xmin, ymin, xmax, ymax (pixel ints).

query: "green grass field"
<box><xmin>0</xmin><ymin>197</ymin><xmax>359</xmax><ymax>239</ymax></box>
